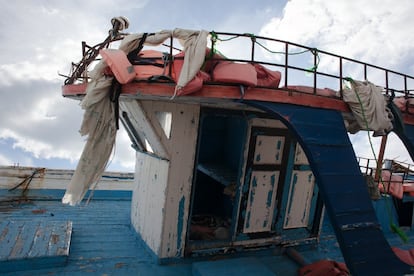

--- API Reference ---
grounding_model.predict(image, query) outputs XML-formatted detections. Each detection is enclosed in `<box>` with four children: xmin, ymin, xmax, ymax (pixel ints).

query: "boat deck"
<box><xmin>0</xmin><ymin>197</ymin><xmax>191</xmax><ymax>275</ymax></box>
<box><xmin>2</xmin><ymin>192</ymin><xmax>414</xmax><ymax>275</ymax></box>
<box><xmin>0</xmin><ymin>193</ymin><xmax>351</xmax><ymax>276</ymax></box>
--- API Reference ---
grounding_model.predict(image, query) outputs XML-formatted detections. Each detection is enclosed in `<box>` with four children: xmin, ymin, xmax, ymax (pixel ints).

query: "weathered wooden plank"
<box><xmin>159</xmin><ymin>102</ymin><xmax>200</xmax><ymax>258</ymax></box>
<box><xmin>0</xmin><ymin>221</ymin><xmax>20</xmax><ymax>259</ymax></box>
<box><xmin>28</xmin><ymin>223</ymin><xmax>53</xmax><ymax>257</ymax></box>
<box><xmin>283</xmin><ymin>171</ymin><xmax>315</xmax><ymax>229</ymax></box>
<box><xmin>9</xmin><ymin>221</ymin><xmax>40</xmax><ymax>259</ymax></box>
<box><xmin>131</xmin><ymin>152</ymin><xmax>169</xmax><ymax>255</ymax></box>
<box><xmin>48</xmin><ymin>221</ymin><xmax>72</xmax><ymax>256</ymax></box>
<box><xmin>197</xmin><ymin>163</ymin><xmax>237</xmax><ymax>187</ymax></box>
<box><xmin>120</xmin><ymin>100</ymin><xmax>169</xmax><ymax>159</ymax></box>
<box><xmin>253</xmin><ymin>135</ymin><xmax>285</xmax><ymax>165</ymax></box>
<box><xmin>244</xmin><ymin>171</ymin><xmax>280</xmax><ymax>233</ymax></box>
<box><xmin>0</xmin><ymin>220</ymin><xmax>72</xmax><ymax>273</ymax></box>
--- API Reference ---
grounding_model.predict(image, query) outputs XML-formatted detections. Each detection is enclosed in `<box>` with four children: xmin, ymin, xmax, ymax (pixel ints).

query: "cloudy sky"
<box><xmin>1</xmin><ymin>0</ymin><xmax>413</xmax><ymax>172</ymax></box>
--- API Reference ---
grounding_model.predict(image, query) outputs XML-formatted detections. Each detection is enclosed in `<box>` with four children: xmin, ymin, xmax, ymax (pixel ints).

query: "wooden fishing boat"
<box><xmin>3</xmin><ymin>17</ymin><xmax>414</xmax><ymax>275</ymax></box>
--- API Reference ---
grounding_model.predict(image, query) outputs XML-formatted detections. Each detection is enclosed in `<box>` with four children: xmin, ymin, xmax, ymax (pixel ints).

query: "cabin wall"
<box><xmin>128</xmin><ymin>100</ymin><xmax>200</xmax><ymax>260</ymax></box>
<box><xmin>158</xmin><ymin>103</ymin><xmax>200</xmax><ymax>258</ymax></box>
<box><xmin>131</xmin><ymin>153</ymin><xmax>169</xmax><ymax>255</ymax></box>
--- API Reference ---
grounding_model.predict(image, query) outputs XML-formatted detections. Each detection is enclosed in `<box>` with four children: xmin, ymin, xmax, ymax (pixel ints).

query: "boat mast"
<box><xmin>375</xmin><ymin>134</ymin><xmax>388</xmax><ymax>182</ymax></box>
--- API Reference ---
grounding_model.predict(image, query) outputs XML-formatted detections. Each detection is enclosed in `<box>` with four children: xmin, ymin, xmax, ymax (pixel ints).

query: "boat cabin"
<box><xmin>121</xmin><ymin>99</ymin><xmax>322</xmax><ymax>261</ymax></box>
<box><xmin>59</xmin><ymin>18</ymin><xmax>414</xmax><ymax>275</ymax></box>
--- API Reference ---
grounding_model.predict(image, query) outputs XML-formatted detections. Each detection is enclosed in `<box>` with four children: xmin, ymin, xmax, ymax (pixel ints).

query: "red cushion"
<box><xmin>176</xmin><ymin>71</ymin><xmax>209</xmax><ymax>96</ymax></box>
<box><xmin>172</xmin><ymin>52</ymin><xmax>211</xmax><ymax>96</ymax></box>
<box><xmin>298</xmin><ymin>260</ymin><xmax>349</xmax><ymax>276</ymax></box>
<box><xmin>133</xmin><ymin>50</ymin><xmax>165</xmax><ymax>79</ymax></box>
<box><xmin>380</xmin><ymin>170</ymin><xmax>403</xmax><ymax>199</ymax></box>
<box><xmin>100</xmin><ymin>49</ymin><xmax>135</xmax><ymax>84</ymax></box>
<box><xmin>393</xmin><ymin>97</ymin><xmax>414</xmax><ymax>114</ymax></box>
<box><xmin>212</xmin><ymin>61</ymin><xmax>257</xmax><ymax>87</ymax></box>
<box><xmin>392</xmin><ymin>247</ymin><xmax>414</xmax><ymax>266</ymax></box>
<box><xmin>253</xmin><ymin>63</ymin><xmax>281</xmax><ymax>88</ymax></box>
<box><xmin>202</xmin><ymin>48</ymin><xmax>225</xmax><ymax>72</ymax></box>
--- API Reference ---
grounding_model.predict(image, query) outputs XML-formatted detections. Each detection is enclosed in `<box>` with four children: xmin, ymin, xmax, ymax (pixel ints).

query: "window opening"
<box><xmin>155</xmin><ymin>111</ymin><xmax>172</xmax><ymax>139</ymax></box>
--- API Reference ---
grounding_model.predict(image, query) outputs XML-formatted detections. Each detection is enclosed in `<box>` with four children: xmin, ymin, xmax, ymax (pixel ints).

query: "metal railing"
<box><xmin>63</xmin><ymin>29</ymin><xmax>414</xmax><ymax>106</ymax></box>
<box><xmin>358</xmin><ymin>156</ymin><xmax>414</xmax><ymax>184</ymax></box>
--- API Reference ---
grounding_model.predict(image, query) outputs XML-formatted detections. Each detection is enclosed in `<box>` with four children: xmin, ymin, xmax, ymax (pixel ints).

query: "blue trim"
<box><xmin>275</xmin><ymin>140</ymin><xmax>296</xmax><ymax>234</ymax></box>
<box><xmin>177</xmin><ymin>196</ymin><xmax>185</xmax><ymax>257</ymax></box>
<box><xmin>372</xmin><ymin>196</ymin><xmax>399</xmax><ymax>234</ymax></box>
<box><xmin>244</xmin><ymin>101</ymin><xmax>411</xmax><ymax>275</ymax></box>
<box><xmin>131</xmin><ymin>227</ymin><xmax>161</xmax><ymax>264</ymax></box>
<box><xmin>0</xmin><ymin>189</ymin><xmax>132</xmax><ymax>201</ymax></box>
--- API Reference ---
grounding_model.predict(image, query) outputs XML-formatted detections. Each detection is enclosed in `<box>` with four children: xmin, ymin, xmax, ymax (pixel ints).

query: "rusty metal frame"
<box><xmin>63</xmin><ymin>29</ymin><xmax>414</xmax><ymax>103</ymax></box>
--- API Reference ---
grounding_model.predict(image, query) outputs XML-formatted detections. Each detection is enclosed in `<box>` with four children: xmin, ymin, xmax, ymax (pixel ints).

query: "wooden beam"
<box><xmin>375</xmin><ymin>134</ymin><xmax>388</xmax><ymax>182</ymax></box>
<box><xmin>62</xmin><ymin>83</ymin><xmax>414</xmax><ymax>126</ymax></box>
<box><xmin>122</xmin><ymin>82</ymin><xmax>350</xmax><ymax>112</ymax></box>
<box><xmin>119</xmin><ymin>100</ymin><xmax>169</xmax><ymax>160</ymax></box>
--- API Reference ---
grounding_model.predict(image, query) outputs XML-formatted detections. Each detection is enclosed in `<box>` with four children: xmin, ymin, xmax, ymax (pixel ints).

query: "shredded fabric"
<box><xmin>62</xmin><ymin>29</ymin><xmax>208</xmax><ymax>205</ymax></box>
<box><xmin>342</xmin><ymin>80</ymin><xmax>393</xmax><ymax>135</ymax></box>
<box><xmin>62</xmin><ymin>63</ymin><xmax>116</xmax><ymax>205</ymax></box>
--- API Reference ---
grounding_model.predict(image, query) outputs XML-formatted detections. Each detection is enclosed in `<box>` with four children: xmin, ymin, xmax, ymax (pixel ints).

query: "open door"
<box><xmin>237</xmin><ymin>126</ymin><xmax>291</xmax><ymax>237</ymax></box>
<box><xmin>280</xmin><ymin>143</ymin><xmax>322</xmax><ymax>238</ymax></box>
<box><xmin>237</xmin><ymin>121</ymin><xmax>322</xmax><ymax>241</ymax></box>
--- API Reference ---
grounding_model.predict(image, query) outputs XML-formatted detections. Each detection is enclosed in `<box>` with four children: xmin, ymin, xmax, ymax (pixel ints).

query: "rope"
<box><xmin>345</xmin><ymin>77</ymin><xmax>408</xmax><ymax>243</ymax></box>
<box><xmin>210</xmin><ymin>32</ymin><xmax>320</xmax><ymax>72</ymax></box>
<box><xmin>8</xmin><ymin>168</ymin><xmax>44</xmax><ymax>192</ymax></box>
<box><xmin>208</xmin><ymin>31</ymin><xmax>226</xmax><ymax>57</ymax></box>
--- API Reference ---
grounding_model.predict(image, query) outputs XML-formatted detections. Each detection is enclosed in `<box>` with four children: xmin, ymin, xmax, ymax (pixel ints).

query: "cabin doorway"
<box><xmin>186</xmin><ymin>110</ymin><xmax>323</xmax><ymax>256</ymax></box>
<box><xmin>187</xmin><ymin>108</ymin><xmax>247</xmax><ymax>250</ymax></box>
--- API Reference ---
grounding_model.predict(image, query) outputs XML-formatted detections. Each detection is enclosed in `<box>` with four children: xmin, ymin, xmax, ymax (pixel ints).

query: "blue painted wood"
<box><xmin>372</xmin><ymin>197</ymin><xmax>399</xmax><ymax>234</ymax></box>
<box><xmin>245</xmin><ymin>101</ymin><xmax>412</xmax><ymax>276</ymax></box>
<box><xmin>0</xmin><ymin>220</ymin><xmax>72</xmax><ymax>273</ymax></box>
<box><xmin>0</xmin><ymin>198</ymin><xmax>197</xmax><ymax>275</ymax></box>
<box><xmin>2</xmin><ymin>192</ymin><xmax>413</xmax><ymax>275</ymax></box>
<box><xmin>0</xmin><ymin>189</ymin><xmax>132</xmax><ymax>201</ymax></box>
<box><xmin>192</xmin><ymin>257</ymin><xmax>275</xmax><ymax>276</ymax></box>
<box><xmin>10</xmin><ymin>221</ymin><xmax>40</xmax><ymax>259</ymax></box>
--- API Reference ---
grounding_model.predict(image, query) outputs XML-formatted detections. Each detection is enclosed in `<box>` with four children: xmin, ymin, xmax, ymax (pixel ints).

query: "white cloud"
<box><xmin>350</xmin><ymin>131</ymin><xmax>413</xmax><ymax>165</ymax></box>
<box><xmin>0</xmin><ymin>1</ymin><xmax>151</xmax><ymax>171</ymax></box>
<box><xmin>0</xmin><ymin>154</ymin><xmax>12</xmax><ymax>166</ymax></box>
<box><xmin>259</xmin><ymin>0</ymin><xmax>414</xmax><ymax>75</ymax></box>
<box><xmin>111</xmin><ymin>127</ymin><xmax>136</xmax><ymax>171</ymax></box>
<box><xmin>260</xmin><ymin>0</ymin><xmax>414</xmax><ymax>164</ymax></box>
<box><xmin>2</xmin><ymin>0</ymin><xmax>413</xmax><ymax>172</ymax></box>
<box><xmin>0</xmin><ymin>1</ymin><xmax>282</xmax><ymax>172</ymax></box>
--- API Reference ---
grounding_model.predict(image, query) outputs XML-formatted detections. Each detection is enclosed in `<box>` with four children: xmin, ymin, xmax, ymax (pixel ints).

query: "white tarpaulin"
<box><xmin>342</xmin><ymin>79</ymin><xmax>393</xmax><ymax>135</ymax></box>
<box><xmin>62</xmin><ymin>29</ymin><xmax>208</xmax><ymax>205</ymax></box>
